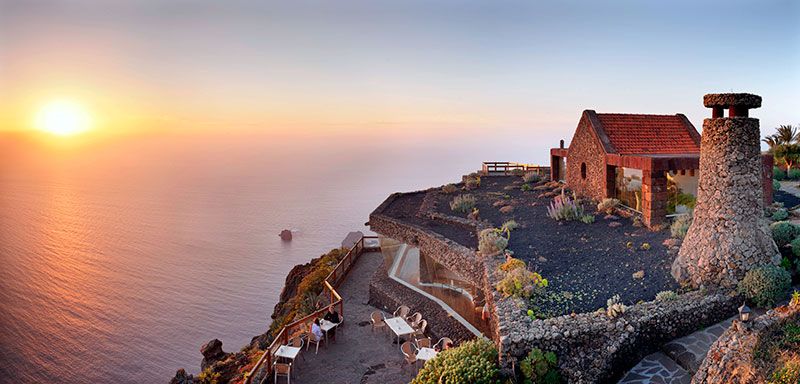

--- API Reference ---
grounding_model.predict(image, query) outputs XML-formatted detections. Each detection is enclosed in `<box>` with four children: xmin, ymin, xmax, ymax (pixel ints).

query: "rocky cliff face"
<box><xmin>169</xmin><ymin>248</ymin><xmax>342</xmax><ymax>384</ymax></box>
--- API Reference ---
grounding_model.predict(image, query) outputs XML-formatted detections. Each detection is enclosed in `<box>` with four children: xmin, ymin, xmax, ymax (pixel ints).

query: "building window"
<box><xmin>580</xmin><ymin>163</ymin><xmax>587</xmax><ymax>180</ymax></box>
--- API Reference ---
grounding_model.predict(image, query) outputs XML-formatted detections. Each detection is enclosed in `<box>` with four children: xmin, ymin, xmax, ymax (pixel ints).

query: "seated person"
<box><xmin>311</xmin><ymin>319</ymin><xmax>324</xmax><ymax>343</ymax></box>
<box><xmin>323</xmin><ymin>306</ymin><xmax>341</xmax><ymax>341</ymax></box>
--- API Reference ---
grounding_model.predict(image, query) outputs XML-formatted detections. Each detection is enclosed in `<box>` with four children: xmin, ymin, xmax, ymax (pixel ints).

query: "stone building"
<box><xmin>550</xmin><ymin>109</ymin><xmax>773</xmax><ymax>228</ymax></box>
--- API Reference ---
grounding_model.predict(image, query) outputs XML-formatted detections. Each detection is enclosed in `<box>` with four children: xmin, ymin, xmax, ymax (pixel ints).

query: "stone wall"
<box><xmin>368</xmin><ymin>255</ymin><xmax>476</xmax><ymax>344</ymax></box>
<box><xmin>370</xmin><ymin>198</ymin><xmax>486</xmax><ymax>285</ymax></box>
<box><xmin>673</xmin><ymin>95</ymin><xmax>781</xmax><ymax>289</ymax></box>
<box><xmin>496</xmin><ymin>287</ymin><xmax>739</xmax><ymax>383</ymax></box>
<box><xmin>693</xmin><ymin>304</ymin><xmax>800</xmax><ymax>384</ymax></box>
<box><xmin>565</xmin><ymin>113</ymin><xmax>608</xmax><ymax>201</ymax></box>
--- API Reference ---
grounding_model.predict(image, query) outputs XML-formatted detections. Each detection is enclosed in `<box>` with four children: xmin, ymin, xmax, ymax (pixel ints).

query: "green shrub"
<box><xmin>411</xmin><ymin>339</ymin><xmax>500</xmax><ymax>384</ymax></box>
<box><xmin>771</xmin><ymin>221</ymin><xmax>799</xmax><ymax>248</ymax></box>
<box><xmin>737</xmin><ymin>265</ymin><xmax>792</xmax><ymax>307</ymax></box>
<box><xmin>774</xmin><ymin>179</ymin><xmax>782</xmax><ymax>191</ymax></box>
<box><xmin>773</xmin><ymin>208</ymin><xmax>790</xmax><ymax>221</ymax></box>
<box><xmin>479</xmin><ymin>228</ymin><xmax>508</xmax><ymax>256</ymax></box>
<box><xmin>788</xmin><ymin>169</ymin><xmax>800</xmax><ymax>180</ymax></box>
<box><xmin>769</xmin><ymin>358</ymin><xmax>800</xmax><ymax>384</ymax></box>
<box><xmin>498</xmin><ymin>257</ymin><xmax>526</xmax><ymax>272</ymax></box>
<box><xmin>442</xmin><ymin>184</ymin><xmax>459</xmax><ymax>194</ymax></box>
<box><xmin>451</xmin><ymin>194</ymin><xmax>477</xmax><ymax>213</ymax></box>
<box><xmin>596</xmin><ymin>198</ymin><xmax>620</xmax><ymax>214</ymax></box>
<box><xmin>521</xmin><ymin>183</ymin><xmax>532</xmax><ymax>192</ymax></box>
<box><xmin>501</xmin><ymin>220</ymin><xmax>519</xmax><ymax>232</ymax></box>
<box><xmin>791</xmin><ymin>238</ymin><xmax>800</xmax><ymax>258</ymax></box>
<box><xmin>656</xmin><ymin>290</ymin><xmax>678</xmax><ymax>301</ymax></box>
<box><xmin>775</xmin><ymin>166</ymin><xmax>787</xmax><ymax>180</ymax></box>
<box><xmin>197</xmin><ymin>368</ymin><xmax>221</xmax><ymax>384</ymax></box>
<box><xmin>511</xmin><ymin>168</ymin><xmax>526</xmax><ymax>176</ymax></box>
<box><xmin>523</xmin><ymin>172</ymin><xmax>541</xmax><ymax>183</ymax></box>
<box><xmin>670</xmin><ymin>213</ymin><xmax>693</xmax><ymax>239</ymax></box>
<box><xmin>519</xmin><ymin>348</ymin><xmax>561</xmax><ymax>384</ymax></box>
<box><xmin>781</xmin><ymin>257</ymin><xmax>793</xmax><ymax>271</ymax></box>
<box><xmin>465</xmin><ymin>174</ymin><xmax>481</xmax><ymax>190</ymax></box>
<box><xmin>496</xmin><ymin>267</ymin><xmax>548</xmax><ymax>299</ymax></box>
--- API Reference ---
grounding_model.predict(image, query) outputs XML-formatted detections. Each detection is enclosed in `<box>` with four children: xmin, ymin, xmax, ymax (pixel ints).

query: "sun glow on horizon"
<box><xmin>35</xmin><ymin>100</ymin><xmax>92</xmax><ymax>136</ymax></box>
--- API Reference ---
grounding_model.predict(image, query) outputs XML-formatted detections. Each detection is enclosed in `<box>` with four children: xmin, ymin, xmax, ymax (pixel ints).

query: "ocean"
<box><xmin>0</xmin><ymin>131</ymin><xmax>549</xmax><ymax>383</ymax></box>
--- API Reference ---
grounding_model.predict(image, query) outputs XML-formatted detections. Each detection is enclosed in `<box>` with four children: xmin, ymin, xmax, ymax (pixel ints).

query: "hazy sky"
<box><xmin>1</xmin><ymin>0</ymin><xmax>798</xmax><ymax>139</ymax></box>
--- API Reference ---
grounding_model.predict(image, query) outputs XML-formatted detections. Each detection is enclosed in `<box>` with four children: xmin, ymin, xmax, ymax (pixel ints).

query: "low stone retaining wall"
<box><xmin>368</xmin><ymin>255</ymin><xmax>475</xmax><ymax>344</ymax></box>
<box><xmin>496</xmin><ymin>289</ymin><xmax>739</xmax><ymax>382</ymax></box>
<box><xmin>693</xmin><ymin>304</ymin><xmax>800</xmax><ymax>384</ymax></box>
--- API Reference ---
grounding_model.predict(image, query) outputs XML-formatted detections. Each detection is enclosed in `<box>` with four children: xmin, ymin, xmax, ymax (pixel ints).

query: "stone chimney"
<box><xmin>671</xmin><ymin>93</ymin><xmax>780</xmax><ymax>288</ymax></box>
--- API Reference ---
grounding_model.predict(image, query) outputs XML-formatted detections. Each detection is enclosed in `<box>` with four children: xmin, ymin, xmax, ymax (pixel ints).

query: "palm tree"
<box><xmin>763</xmin><ymin>135</ymin><xmax>779</xmax><ymax>151</ymax></box>
<box><xmin>764</xmin><ymin>124</ymin><xmax>799</xmax><ymax>150</ymax></box>
<box><xmin>775</xmin><ymin>125</ymin><xmax>799</xmax><ymax>144</ymax></box>
<box><xmin>764</xmin><ymin>125</ymin><xmax>798</xmax><ymax>169</ymax></box>
<box><xmin>775</xmin><ymin>143</ymin><xmax>800</xmax><ymax>172</ymax></box>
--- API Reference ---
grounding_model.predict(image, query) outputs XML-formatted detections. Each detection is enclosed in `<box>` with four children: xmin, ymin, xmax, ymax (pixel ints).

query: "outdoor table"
<box><xmin>416</xmin><ymin>347</ymin><xmax>438</xmax><ymax>361</ymax></box>
<box><xmin>274</xmin><ymin>345</ymin><xmax>301</xmax><ymax>378</ymax></box>
<box><xmin>385</xmin><ymin>316</ymin><xmax>415</xmax><ymax>344</ymax></box>
<box><xmin>274</xmin><ymin>345</ymin><xmax>302</xmax><ymax>362</ymax></box>
<box><xmin>320</xmin><ymin>319</ymin><xmax>338</xmax><ymax>344</ymax></box>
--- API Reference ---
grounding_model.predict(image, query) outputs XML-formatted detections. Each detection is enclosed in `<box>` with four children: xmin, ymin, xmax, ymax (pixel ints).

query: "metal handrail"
<box><xmin>244</xmin><ymin>235</ymin><xmax>380</xmax><ymax>384</ymax></box>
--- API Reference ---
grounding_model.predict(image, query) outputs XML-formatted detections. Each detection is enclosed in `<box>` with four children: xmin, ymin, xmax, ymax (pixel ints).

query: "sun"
<box><xmin>35</xmin><ymin>100</ymin><xmax>92</xmax><ymax>136</ymax></box>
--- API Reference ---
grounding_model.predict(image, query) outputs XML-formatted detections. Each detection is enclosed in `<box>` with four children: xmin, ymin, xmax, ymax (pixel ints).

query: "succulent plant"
<box><xmin>606</xmin><ymin>294</ymin><xmax>627</xmax><ymax>318</ymax></box>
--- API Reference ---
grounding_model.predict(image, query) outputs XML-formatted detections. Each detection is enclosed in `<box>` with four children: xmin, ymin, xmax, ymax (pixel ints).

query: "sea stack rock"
<box><xmin>279</xmin><ymin>229</ymin><xmax>292</xmax><ymax>241</ymax></box>
<box><xmin>672</xmin><ymin>93</ymin><xmax>780</xmax><ymax>288</ymax></box>
<box><xmin>200</xmin><ymin>339</ymin><xmax>226</xmax><ymax>370</ymax></box>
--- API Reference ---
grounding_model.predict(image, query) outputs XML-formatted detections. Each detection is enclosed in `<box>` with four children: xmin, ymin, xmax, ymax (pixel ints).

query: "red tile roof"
<box><xmin>594</xmin><ymin>113</ymin><xmax>700</xmax><ymax>155</ymax></box>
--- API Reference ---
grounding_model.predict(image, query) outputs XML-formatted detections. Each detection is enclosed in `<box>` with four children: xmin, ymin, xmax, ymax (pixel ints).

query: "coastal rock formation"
<box><xmin>169</xmin><ymin>369</ymin><xmax>196</xmax><ymax>384</ymax></box>
<box><xmin>279</xmin><ymin>229</ymin><xmax>292</xmax><ymax>241</ymax></box>
<box><xmin>672</xmin><ymin>93</ymin><xmax>780</xmax><ymax>288</ymax></box>
<box><xmin>200</xmin><ymin>339</ymin><xmax>227</xmax><ymax>370</ymax></box>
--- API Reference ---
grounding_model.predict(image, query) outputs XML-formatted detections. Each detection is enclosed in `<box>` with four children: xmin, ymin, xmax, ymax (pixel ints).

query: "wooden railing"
<box><xmin>481</xmin><ymin>162</ymin><xmax>550</xmax><ymax>177</ymax></box>
<box><xmin>244</xmin><ymin>236</ymin><xmax>380</xmax><ymax>384</ymax></box>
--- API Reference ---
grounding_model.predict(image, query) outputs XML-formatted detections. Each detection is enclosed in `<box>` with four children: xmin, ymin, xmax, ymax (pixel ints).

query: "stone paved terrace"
<box><xmin>286</xmin><ymin>251</ymin><xmax>417</xmax><ymax>384</ymax></box>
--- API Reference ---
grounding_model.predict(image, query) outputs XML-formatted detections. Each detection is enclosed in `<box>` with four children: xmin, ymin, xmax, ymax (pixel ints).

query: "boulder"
<box><xmin>169</xmin><ymin>369</ymin><xmax>196</xmax><ymax>384</ymax></box>
<box><xmin>200</xmin><ymin>339</ymin><xmax>226</xmax><ymax>370</ymax></box>
<box><xmin>279</xmin><ymin>229</ymin><xmax>292</xmax><ymax>241</ymax></box>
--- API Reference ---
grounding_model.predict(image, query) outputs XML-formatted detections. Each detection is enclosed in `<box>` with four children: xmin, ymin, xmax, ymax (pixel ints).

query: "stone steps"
<box><xmin>618</xmin><ymin>316</ymin><xmax>736</xmax><ymax>384</ymax></box>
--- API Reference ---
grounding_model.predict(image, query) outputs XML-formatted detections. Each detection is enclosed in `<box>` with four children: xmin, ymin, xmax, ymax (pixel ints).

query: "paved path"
<box><xmin>285</xmin><ymin>251</ymin><xmax>418</xmax><ymax>384</ymax></box>
<box><xmin>617</xmin><ymin>316</ymin><xmax>735</xmax><ymax>384</ymax></box>
<box><xmin>619</xmin><ymin>305</ymin><xmax>774</xmax><ymax>384</ymax></box>
<box><xmin>779</xmin><ymin>180</ymin><xmax>800</xmax><ymax>199</ymax></box>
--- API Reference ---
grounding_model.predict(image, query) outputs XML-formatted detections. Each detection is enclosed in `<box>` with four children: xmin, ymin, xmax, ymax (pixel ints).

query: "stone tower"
<box><xmin>671</xmin><ymin>93</ymin><xmax>780</xmax><ymax>288</ymax></box>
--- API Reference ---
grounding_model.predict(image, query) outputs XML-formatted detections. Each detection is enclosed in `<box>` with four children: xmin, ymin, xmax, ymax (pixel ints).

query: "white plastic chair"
<box><xmin>394</xmin><ymin>305</ymin><xmax>410</xmax><ymax>319</ymax></box>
